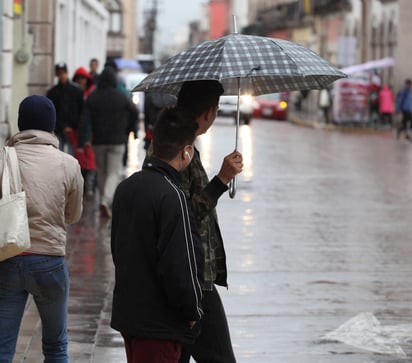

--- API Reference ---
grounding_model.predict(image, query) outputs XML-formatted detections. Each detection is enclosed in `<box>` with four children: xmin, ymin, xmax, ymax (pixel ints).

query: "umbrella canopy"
<box><xmin>134</xmin><ymin>33</ymin><xmax>346</xmax><ymax>199</ymax></box>
<box><xmin>114</xmin><ymin>58</ymin><xmax>142</xmax><ymax>71</ymax></box>
<box><xmin>133</xmin><ymin>33</ymin><xmax>346</xmax><ymax>95</ymax></box>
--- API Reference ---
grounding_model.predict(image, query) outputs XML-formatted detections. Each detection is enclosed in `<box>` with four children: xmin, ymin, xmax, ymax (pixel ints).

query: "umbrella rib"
<box><xmin>267</xmin><ymin>39</ymin><xmax>304</xmax><ymax>77</ymax></box>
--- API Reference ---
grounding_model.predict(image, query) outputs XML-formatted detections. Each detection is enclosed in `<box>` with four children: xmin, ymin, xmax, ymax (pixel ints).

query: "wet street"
<box><xmin>14</xmin><ymin>117</ymin><xmax>412</xmax><ymax>362</ymax></box>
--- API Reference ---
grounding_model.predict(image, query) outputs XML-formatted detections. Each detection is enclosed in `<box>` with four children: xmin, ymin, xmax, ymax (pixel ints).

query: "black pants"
<box><xmin>397</xmin><ymin>110</ymin><xmax>411</xmax><ymax>138</ymax></box>
<box><xmin>179</xmin><ymin>285</ymin><xmax>236</xmax><ymax>363</ymax></box>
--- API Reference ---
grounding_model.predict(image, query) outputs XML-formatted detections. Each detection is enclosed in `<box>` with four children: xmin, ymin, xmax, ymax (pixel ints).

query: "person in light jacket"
<box><xmin>0</xmin><ymin>95</ymin><xmax>84</xmax><ymax>362</ymax></box>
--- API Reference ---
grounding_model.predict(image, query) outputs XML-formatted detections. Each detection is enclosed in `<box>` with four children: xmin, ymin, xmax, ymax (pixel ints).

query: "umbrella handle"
<box><xmin>229</xmin><ymin>176</ymin><xmax>236</xmax><ymax>199</ymax></box>
<box><xmin>229</xmin><ymin>78</ymin><xmax>241</xmax><ymax>200</ymax></box>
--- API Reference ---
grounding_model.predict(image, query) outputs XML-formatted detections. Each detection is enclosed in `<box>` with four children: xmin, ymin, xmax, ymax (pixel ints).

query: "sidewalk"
<box><xmin>289</xmin><ymin>109</ymin><xmax>394</xmax><ymax>136</ymax></box>
<box><xmin>13</xmin><ymin>199</ymin><xmax>126</xmax><ymax>362</ymax></box>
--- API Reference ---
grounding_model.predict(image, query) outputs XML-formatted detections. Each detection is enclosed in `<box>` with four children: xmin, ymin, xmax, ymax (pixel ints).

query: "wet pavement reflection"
<box><xmin>14</xmin><ymin>118</ymin><xmax>412</xmax><ymax>362</ymax></box>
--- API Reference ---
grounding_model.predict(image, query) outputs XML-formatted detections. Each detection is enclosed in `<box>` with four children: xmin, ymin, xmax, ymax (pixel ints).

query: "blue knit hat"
<box><xmin>18</xmin><ymin>95</ymin><xmax>56</xmax><ymax>132</ymax></box>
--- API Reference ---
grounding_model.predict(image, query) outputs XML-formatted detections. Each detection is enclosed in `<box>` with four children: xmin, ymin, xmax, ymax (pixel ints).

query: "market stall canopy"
<box><xmin>340</xmin><ymin>57</ymin><xmax>395</xmax><ymax>75</ymax></box>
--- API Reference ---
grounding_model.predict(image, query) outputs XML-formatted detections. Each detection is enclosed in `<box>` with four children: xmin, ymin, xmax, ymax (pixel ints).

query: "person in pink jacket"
<box><xmin>379</xmin><ymin>84</ymin><xmax>395</xmax><ymax>126</ymax></box>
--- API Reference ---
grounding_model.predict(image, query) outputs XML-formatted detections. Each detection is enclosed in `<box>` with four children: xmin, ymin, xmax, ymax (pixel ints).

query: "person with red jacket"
<box><xmin>73</xmin><ymin>67</ymin><xmax>97</xmax><ymax>197</ymax></box>
<box><xmin>379</xmin><ymin>84</ymin><xmax>395</xmax><ymax>127</ymax></box>
<box><xmin>73</xmin><ymin>67</ymin><xmax>96</xmax><ymax>97</ymax></box>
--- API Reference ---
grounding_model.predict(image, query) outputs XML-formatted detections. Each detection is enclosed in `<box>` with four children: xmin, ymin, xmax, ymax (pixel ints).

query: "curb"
<box><xmin>289</xmin><ymin>117</ymin><xmax>393</xmax><ymax>135</ymax></box>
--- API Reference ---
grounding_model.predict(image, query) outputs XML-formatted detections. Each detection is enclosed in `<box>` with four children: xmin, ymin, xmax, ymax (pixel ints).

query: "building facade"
<box><xmin>243</xmin><ymin>0</ymin><xmax>410</xmax><ymax>89</ymax></box>
<box><xmin>0</xmin><ymin>0</ymin><xmax>109</xmax><ymax>143</ymax></box>
<box><xmin>104</xmin><ymin>0</ymin><xmax>138</xmax><ymax>60</ymax></box>
<box><xmin>1</xmin><ymin>0</ymin><xmax>140</xmax><ymax>145</ymax></box>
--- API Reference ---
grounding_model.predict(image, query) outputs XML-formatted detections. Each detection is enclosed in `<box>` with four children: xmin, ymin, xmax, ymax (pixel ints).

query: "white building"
<box><xmin>0</xmin><ymin>0</ymin><xmax>108</xmax><ymax>144</ymax></box>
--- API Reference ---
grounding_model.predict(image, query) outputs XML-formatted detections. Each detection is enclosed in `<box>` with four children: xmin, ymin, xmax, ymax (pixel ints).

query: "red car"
<box><xmin>253</xmin><ymin>93</ymin><xmax>288</xmax><ymax>120</ymax></box>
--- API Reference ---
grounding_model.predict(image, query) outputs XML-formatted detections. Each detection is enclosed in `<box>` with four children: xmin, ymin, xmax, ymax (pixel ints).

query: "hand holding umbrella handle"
<box><xmin>229</xmin><ymin>176</ymin><xmax>236</xmax><ymax>199</ymax></box>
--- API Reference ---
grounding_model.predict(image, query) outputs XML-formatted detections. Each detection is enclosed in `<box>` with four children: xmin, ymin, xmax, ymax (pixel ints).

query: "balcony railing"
<box><xmin>244</xmin><ymin>0</ymin><xmax>351</xmax><ymax>36</ymax></box>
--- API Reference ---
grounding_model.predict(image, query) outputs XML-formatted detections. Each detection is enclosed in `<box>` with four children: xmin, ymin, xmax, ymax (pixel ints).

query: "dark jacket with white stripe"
<box><xmin>110</xmin><ymin>157</ymin><xmax>204</xmax><ymax>344</ymax></box>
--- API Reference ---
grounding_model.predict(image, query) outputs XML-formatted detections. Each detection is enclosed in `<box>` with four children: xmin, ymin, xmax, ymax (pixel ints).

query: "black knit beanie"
<box><xmin>18</xmin><ymin>95</ymin><xmax>56</xmax><ymax>132</ymax></box>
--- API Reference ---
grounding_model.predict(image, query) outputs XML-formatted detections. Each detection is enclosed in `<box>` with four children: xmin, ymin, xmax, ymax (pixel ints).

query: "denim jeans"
<box><xmin>0</xmin><ymin>255</ymin><xmax>69</xmax><ymax>363</ymax></box>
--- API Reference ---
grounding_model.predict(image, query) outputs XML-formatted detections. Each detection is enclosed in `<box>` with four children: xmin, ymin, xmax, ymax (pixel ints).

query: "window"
<box><xmin>106</xmin><ymin>0</ymin><xmax>123</xmax><ymax>34</ymax></box>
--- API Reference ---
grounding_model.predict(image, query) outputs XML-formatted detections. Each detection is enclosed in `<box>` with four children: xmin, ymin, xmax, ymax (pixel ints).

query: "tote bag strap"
<box><xmin>2</xmin><ymin>146</ymin><xmax>22</xmax><ymax>195</ymax></box>
<box><xmin>1</xmin><ymin>147</ymin><xmax>11</xmax><ymax>197</ymax></box>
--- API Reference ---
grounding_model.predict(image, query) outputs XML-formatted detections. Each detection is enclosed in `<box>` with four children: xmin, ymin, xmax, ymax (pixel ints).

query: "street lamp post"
<box><xmin>361</xmin><ymin>0</ymin><xmax>368</xmax><ymax>63</ymax></box>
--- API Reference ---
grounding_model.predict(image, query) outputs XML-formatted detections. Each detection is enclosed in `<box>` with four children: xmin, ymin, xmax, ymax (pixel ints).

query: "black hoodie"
<box><xmin>110</xmin><ymin>157</ymin><xmax>204</xmax><ymax>344</ymax></box>
<box><xmin>86</xmin><ymin>67</ymin><xmax>138</xmax><ymax>145</ymax></box>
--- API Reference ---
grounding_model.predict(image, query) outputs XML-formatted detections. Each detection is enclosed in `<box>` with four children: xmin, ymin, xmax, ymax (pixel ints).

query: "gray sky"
<box><xmin>139</xmin><ymin>0</ymin><xmax>206</xmax><ymax>53</ymax></box>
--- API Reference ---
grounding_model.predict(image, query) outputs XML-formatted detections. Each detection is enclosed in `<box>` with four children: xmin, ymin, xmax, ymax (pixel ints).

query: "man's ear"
<box><xmin>205</xmin><ymin>105</ymin><xmax>216</xmax><ymax>120</ymax></box>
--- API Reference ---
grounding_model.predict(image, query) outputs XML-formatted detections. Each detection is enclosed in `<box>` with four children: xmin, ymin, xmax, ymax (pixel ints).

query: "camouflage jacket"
<box><xmin>145</xmin><ymin>145</ymin><xmax>229</xmax><ymax>291</ymax></box>
<box><xmin>180</xmin><ymin>147</ymin><xmax>229</xmax><ymax>291</ymax></box>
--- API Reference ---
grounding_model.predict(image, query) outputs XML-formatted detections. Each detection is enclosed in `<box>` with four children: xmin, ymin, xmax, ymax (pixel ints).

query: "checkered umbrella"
<box><xmin>134</xmin><ymin>33</ymin><xmax>346</xmax><ymax>198</ymax></box>
<box><xmin>133</xmin><ymin>33</ymin><xmax>346</xmax><ymax>95</ymax></box>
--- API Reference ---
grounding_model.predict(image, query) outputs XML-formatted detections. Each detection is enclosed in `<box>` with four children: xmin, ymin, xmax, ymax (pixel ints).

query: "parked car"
<box><xmin>120</xmin><ymin>72</ymin><xmax>148</xmax><ymax>120</ymax></box>
<box><xmin>218</xmin><ymin>95</ymin><xmax>254</xmax><ymax>124</ymax></box>
<box><xmin>253</xmin><ymin>92</ymin><xmax>288</xmax><ymax>120</ymax></box>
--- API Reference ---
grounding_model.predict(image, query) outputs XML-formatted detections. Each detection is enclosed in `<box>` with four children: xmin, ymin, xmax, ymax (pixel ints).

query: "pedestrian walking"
<box><xmin>378</xmin><ymin>84</ymin><xmax>395</xmax><ymax>127</ymax></box>
<box><xmin>73</xmin><ymin>67</ymin><xmax>97</xmax><ymax>197</ymax></box>
<box><xmin>396</xmin><ymin>79</ymin><xmax>412</xmax><ymax>140</ymax></box>
<box><xmin>175</xmin><ymin>81</ymin><xmax>243</xmax><ymax>363</ymax></box>
<box><xmin>369</xmin><ymin>70</ymin><xmax>381</xmax><ymax>125</ymax></box>
<box><xmin>73</xmin><ymin>66</ymin><xmax>96</xmax><ymax>97</ymax></box>
<box><xmin>89</xmin><ymin>58</ymin><xmax>100</xmax><ymax>84</ymax></box>
<box><xmin>110</xmin><ymin>107</ymin><xmax>203</xmax><ymax>363</ymax></box>
<box><xmin>318</xmin><ymin>88</ymin><xmax>331</xmax><ymax>124</ymax></box>
<box><xmin>0</xmin><ymin>95</ymin><xmax>84</xmax><ymax>362</ymax></box>
<box><xmin>46</xmin><ymin>62</ymin><xmax>84</xmax><ymax>155</ymax></box>
<box><xmin>104</xmin><ymin>60</ymin><xmax>138</xmax><ymax>168</ymax></box>
<box><xmin>84</xmin><ymin>66</ymin><xmax>138</xmax><ymax>218</ymax></box>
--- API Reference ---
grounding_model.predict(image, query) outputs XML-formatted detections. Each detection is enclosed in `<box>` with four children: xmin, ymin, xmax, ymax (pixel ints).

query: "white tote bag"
<box><xmin>0</xmin><ymin>146</ymin><xmax>30</xmax><ymax>261</ymax></box>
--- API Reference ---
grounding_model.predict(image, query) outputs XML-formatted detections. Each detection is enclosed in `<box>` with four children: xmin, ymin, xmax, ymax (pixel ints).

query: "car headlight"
<box><xmin>279</xmin><ymin>101</ymin><xmax>288</xmax><ymax>109</ymax></box>
<box><xmin>132</xmin><ymin>93</ymin><xmax>140</xmax><ymax>105</ymax></box>
<box><xmin>241</xmin><ymin>94</ymin><xmax>254</xmax><ymax>105</ymax></box>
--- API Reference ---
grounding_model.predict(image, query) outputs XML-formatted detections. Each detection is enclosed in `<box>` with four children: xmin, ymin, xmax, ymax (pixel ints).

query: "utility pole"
<box><xmin>143</xmin><ymin>0</ymin><xmax>158</xmax><ymax>54</ymax></box>
<box><xmin>361</xmin><ymin>0</ymin><xmax>368</xmax><ymax>63</ymax></box>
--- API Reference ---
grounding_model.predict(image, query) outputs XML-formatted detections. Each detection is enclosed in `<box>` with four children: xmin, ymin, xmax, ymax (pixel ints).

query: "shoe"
<box><xmin>99</xmin><ymin>203</ymin><xmax>112</xmax><ymax>218</ymax></box>
<box><xmin>406</xmin><ymin>134</ymin><xmax>411</xmax><ymax>141</ymax></box>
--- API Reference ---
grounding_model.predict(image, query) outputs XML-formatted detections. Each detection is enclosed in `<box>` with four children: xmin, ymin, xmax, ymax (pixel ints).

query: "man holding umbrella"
<box><xmin>175</xmin><ymin>81</ymin><xmax>243</xmax><ymax>363</ymax></box>
<box><xmin>135</xmin><ymin>30</ymin><xmax>346</xmax><ymax>363</ymax></box>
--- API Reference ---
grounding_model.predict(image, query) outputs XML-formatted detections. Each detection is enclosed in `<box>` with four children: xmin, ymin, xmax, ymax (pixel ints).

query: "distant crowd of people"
<box><xmin>44</xmin><ymin>58</ymin><xmax>181</xmax><ymax>217</ymax></box>
<box><xmin>366</xmin><ymin>74</ymin><xmax>412</xmax><ymax>140</ymax></box>
<box><xmin>45</xmin><ymin>58</ymin><xmax>138</xmax><ymax>217</ymax></box>
<box><xmin>315</xmin><ymin>70</ymin><xmax>412</xmax><ymax>141</ymax></box>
